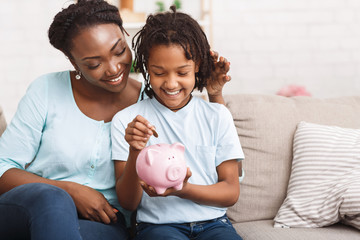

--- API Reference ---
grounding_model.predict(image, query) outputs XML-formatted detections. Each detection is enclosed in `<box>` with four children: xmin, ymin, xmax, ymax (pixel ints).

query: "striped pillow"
<box><xmin>274</xmin><ymin>121</ymin><xmax>360</xmax><ymax>229</ymax></box>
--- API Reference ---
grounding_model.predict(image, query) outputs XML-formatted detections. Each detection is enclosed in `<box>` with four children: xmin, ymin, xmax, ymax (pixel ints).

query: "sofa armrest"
<box><xmin>0</xmin><ymin>106</ymin><xmax>7</xmax><ymax>137</ymax></box>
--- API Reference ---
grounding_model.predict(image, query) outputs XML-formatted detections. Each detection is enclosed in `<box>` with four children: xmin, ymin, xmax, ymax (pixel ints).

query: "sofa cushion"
<box><xmin>224</xmin><ymin>94</ymin><xmax>360</xmax><ymax>223</ymax></box>
<box><xmin>233</xmin><ymin>220</ymin><xmax>360</xmax><ymax>240</ymax></box>
<box><xmin>0</xmin><ymin>106</ymin><xmax>6</xmax><ymax>137</ymax></box>
<box><xmin>274</xmin><ymin>121</ymin><xmax>360</xmax><ymax>229</ymax></box>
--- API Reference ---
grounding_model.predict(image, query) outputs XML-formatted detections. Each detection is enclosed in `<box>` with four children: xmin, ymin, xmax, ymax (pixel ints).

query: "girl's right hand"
<box><xmin>140</xmin><ymin>167</ymin><xmax>192</xmax><ymax>197</ymax></box>
<box><xmin>66</xmin><ymin>182</ymin><xmax>117</xmax><ymax>224</ymax></box>
<box><xmin>125</xmin><ymin>115</ymin><xmax>155</xmax><ymax>151</ymax></box>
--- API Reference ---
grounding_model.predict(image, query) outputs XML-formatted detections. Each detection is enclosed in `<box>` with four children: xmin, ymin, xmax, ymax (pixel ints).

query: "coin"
<box><xmin>152</xmin><ymin>128</ymin><xmax>158</xmax><ymax>138</ymax></box>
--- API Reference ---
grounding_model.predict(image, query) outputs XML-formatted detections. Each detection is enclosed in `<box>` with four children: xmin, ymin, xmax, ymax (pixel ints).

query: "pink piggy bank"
<box><xmin>136</xmin><ymin>142</ymin><xmax>187</xmax><ymax>194</ymax></box>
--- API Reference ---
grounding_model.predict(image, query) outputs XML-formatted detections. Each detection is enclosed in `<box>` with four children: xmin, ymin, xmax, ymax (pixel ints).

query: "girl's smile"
<box><xmin>148</xmin><ymin>44</ymin><xmax>198</xmax><ymax>111</ymax></box>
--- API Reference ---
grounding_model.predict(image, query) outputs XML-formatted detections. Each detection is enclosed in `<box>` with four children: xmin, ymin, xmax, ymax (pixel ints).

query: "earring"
<box><xmin>75</xmin><ymin>71</ymin><xmax>81</xmax><ymax>80</ymax></box>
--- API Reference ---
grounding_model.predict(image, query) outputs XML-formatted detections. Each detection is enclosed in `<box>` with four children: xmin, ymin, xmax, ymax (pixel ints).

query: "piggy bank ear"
<box><xmin>171</xmin><ymin>142</ymin><xmax>185</xmax><ymax>153</ymax></box>
<box><xmin>146</xmin><ymin>149</ymin><xmax>161</xmax><ymax>166</ymax></box>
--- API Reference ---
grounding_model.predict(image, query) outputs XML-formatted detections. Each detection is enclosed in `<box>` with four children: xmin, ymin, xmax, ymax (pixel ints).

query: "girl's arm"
<box><xmin>143</xmin><ymin>159</ymin><xmax>240</xmax><ymax>208</ymax></box>
<box><xmin>114</xmin><ymin>115</ymin><xmax>155</xmax><ymax>211</ymax></box>
<box><xmin>114</xmin><ymin>151</ymin><xmax>143</xmax><ymax>211</ymax></box>
<box><xmin>206</xmin><ymin>50</ymin><xmax>231</xmax><ymax>105</ymax></box>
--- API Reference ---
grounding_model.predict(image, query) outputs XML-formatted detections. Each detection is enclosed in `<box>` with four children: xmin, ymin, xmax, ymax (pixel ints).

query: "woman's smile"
<box><xmin>104</xmin><ymin>72</ymin><xmax>124</xmax><ymax>85</ymax></box>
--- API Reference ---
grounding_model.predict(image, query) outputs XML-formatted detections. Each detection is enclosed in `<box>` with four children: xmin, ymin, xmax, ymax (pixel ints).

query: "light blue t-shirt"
<box><xmin>111</xmin><ymin>96</ymin><xmax>244</xmax><ymax>224</ymax></box>
<box><xmin>0</xmin><ymin>71</ymin><xmax>144</xmax><ymax>224</ymax></box>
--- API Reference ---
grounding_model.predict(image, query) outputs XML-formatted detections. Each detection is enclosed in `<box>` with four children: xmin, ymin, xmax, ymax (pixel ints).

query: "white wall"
<box><xmin>212</xmin><ymin>0</ymin><xmax>360</xmax><ymax>97</ymax></box>
<box><xmin>1</xmin><ymin>0</ymin><xmax>360</xmax><ymax>121</ymax></box>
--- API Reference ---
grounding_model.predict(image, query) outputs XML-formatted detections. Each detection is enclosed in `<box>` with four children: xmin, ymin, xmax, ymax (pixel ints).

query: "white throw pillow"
<box><xmin>274</xmin><ymin>121</ymin><xmax>360</xmax><ymax>229</ymax></box>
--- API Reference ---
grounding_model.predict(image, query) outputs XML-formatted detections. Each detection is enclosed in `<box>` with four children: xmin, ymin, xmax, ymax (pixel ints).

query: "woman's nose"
<box><xmin>106</xmin><ymin>59</ymin><xmax>121</xmax><ymax>76</ymax></box>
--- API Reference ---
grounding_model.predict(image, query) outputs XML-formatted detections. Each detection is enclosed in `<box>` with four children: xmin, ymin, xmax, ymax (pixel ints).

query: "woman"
<box><xmin>0</xmin><ymin>0</ymin><xmax>231</xmax><ymax>239</ymax></box>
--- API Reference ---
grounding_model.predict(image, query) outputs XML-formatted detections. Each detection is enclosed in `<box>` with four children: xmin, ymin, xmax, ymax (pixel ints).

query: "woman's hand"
<box><xmin>66</xmin><ymin>182</ymin><xmax>117</xmax><ymax>224</ymax></box>
<box><xmin>206</xmin><ymin>50</ymin><xmax>231</xmax><ymax>98</ymax></box>
<box><xmin>125</xmin><ymin>115</ymin><xmax>155</xmax><ymax>151</ymax></box>
<box><xmin>139</xmin><ymin>168</ymin><xmax>192</xmax><ymax>197</ymax></box>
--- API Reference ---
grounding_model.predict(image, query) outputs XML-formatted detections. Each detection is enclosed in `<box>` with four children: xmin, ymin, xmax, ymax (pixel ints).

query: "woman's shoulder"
<box><xmin>23</xmin><ymin>71</ymin><xmax>71</xmax><ymax>107</ymax></box>
<box><xmin>127</xmin><ymin>77</ymin><xmax>145</xmax><ymax>102</ymax></box>
<box><xmin>29</xmin><ymin>71</ymin><xmax>69</xmax><ymax>90</ymax></box>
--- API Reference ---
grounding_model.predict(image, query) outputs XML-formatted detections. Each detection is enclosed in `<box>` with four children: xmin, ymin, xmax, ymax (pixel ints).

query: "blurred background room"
<box><xmin>1</xmin><ymin>0</ymin><xmax>360</xmax><ymax>121</ymax></box>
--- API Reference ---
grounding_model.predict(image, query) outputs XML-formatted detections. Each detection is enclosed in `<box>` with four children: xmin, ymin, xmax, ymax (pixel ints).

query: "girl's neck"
<box><xmin>168</xmin><ymin>94</ymin><xmax>193</xmax><ymax>112</ymax></box>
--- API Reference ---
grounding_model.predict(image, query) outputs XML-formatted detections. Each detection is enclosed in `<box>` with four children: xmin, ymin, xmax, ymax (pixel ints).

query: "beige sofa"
<box><xmin>224</xmin><ymin>94</ymin><xmax>360</xmax><ymax>240</ymax></box>
<box><xmin>1</xmin><ymin>95</ymin><xmax>360</xmax><ymax>239</ymax></box>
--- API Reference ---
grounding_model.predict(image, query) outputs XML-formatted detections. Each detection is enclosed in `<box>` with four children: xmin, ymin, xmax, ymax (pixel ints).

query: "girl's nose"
<box><xmin>164</xmin><ymin>74</ymin><xmax>178</xmax><ymax>89</ymax></box>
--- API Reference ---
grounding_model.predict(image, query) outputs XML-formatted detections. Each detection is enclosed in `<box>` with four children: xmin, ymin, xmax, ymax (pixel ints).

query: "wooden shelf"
<box><xmin>121</xmin><ymin>0</ymin><xmax>213</xmax><ymax>44</ymax></box>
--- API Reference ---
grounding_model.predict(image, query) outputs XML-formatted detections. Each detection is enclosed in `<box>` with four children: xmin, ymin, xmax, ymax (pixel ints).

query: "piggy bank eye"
<box><xmin>172</xmin><ymin>156</ymin><xmax>175</xmax><ymax>159</ymax></box>
<box><xmin>168</xmin><ymin>157</ymin><xmax>171</xmax><ymax>160</ymax></box>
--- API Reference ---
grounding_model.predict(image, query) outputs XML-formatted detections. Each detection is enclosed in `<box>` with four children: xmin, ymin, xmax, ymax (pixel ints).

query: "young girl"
<box><xmin>111</xmin><ymin>6</ymin><xmax>244</xmax><ymax>240</ymax></box>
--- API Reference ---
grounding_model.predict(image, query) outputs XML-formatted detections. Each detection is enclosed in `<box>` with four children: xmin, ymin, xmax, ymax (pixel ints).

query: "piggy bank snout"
<box><xmin>166</xmin><ymin>165</ymin><xmax>186</xmax><ymax>181</ymax></box>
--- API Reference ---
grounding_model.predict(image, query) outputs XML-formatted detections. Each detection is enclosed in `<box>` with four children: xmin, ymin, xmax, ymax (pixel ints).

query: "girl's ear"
<box><xmin>195</xmin><ymin>61</ymin><xmax>200</xmax><ymax>73</ymax></box>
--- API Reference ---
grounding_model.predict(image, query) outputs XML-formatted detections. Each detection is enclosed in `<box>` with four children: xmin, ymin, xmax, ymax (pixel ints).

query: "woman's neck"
<box><xmin>70</xmin><ymin>72</ymin><xmax>141</xmax><ymax>122</ymax></box>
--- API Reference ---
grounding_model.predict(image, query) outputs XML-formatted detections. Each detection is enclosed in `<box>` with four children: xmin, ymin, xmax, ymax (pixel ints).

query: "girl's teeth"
<box><xmin>165</xmin><ymin>90</ymin><xmax>180</xmax><ymax>95</ymax></box>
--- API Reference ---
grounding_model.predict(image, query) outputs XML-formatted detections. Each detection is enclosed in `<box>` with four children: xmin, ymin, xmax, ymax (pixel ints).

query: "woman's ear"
<box><xmin>69</xmin><ymin>58</ymin><xmax>79</xmax><ymax>72</ymax></box>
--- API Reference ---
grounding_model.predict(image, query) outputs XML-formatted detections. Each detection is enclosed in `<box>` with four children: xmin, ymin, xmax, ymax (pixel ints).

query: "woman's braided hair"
<box><xmin>132</xmin><ymin>6</ymin><xmax>214</xmax><ymax>98</ymax></box>
<box><xmin>48</xmin><ymin>0</ymin><xmax>124</xmax><ymax>58</ymax></box>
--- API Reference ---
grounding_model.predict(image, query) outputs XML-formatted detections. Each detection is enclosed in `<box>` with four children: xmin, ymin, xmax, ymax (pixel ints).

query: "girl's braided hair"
<box><xmin>132</xmin><ymin>6</ymin><xmax>214</xmax><ymax>98</ymax></box>
<box><xmin>48</xmin><ymin>0</ymin><xmax>124</xmax><ymax>58</ymax></box>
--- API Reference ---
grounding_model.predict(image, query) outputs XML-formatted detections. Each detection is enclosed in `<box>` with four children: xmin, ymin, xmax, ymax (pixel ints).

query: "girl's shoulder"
<box><xmin>195</xmin><ymin>96</ymin><xmax>228</xmax><ymax>113</ymax></box>
<box><xmin>194</xmin><ymin>97</ymin><xmax>234</xmax><ymax>124</ymax></box>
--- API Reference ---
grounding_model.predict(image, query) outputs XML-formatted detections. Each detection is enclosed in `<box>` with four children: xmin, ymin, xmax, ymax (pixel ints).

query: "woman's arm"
<box><xmin>0</xmin><ymin>168</ymin><xmax>117</xmax><ymax>224</ymax></box>
<box><xmin>0</xmin><ymin>77</ymin><xmax>116</xmax><ymax>224</ymax></box>
<box><xmin>206</xmin><ymin>50</ymin><xmax>231</xmax><ymax>105</ymax></box>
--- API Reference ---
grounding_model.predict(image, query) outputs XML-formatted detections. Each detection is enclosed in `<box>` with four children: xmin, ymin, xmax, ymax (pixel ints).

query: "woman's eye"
<box><xmin>87</xmin><ymin>64</ymin><xmax>100</xmax><ymax>70</ymax></box>
<box><xmin>115</xmin><ymin>47</ymin><xmax>126</xmax><ymax>56</ymax></box>
<box><xmin>178</xmin><ymin>72</ymin><xmax>188</xmax><ymax>76</ymax></box>
<box><xmin>154</xmin><ymin>72</ymin><xmax>164</xmax><ymax>76</ymax></box>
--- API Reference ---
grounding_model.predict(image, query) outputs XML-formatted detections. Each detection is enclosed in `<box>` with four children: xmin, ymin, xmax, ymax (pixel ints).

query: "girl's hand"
<box><xmin>206</xmin><ymin>50</ymin><xmax>231</xmax><ymax>97</ymax></box>
<box><xmin>67</xmin><ymin>182</ymin><xmax>117</xmax><ymax>224</ymax></box>
<box><xmin>139</xmin><ymin>168</ymin><xmax>192</xmax><ymax>197</ymax></box>
<box><xmin>125</xmin><ymin>115</ymin><xmax>155</xmax><ymax>151</ymax></box>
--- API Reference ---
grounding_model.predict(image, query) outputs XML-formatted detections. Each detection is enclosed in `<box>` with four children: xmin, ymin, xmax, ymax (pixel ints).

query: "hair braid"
<box><xmin>48</xmin><ymin>0</ymin><xmax>123</xmax><ymax>58</ymax></box>
<box><xmin>132</xmin><ymin>6</ymin><xmax>213</xmax><ymax>98</ymax></box>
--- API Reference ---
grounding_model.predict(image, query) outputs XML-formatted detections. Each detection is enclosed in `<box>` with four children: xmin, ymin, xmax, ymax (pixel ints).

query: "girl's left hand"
<box><xmin>206</xmin><ymin>50</ymin><xmax>231</xmax><ymax>97</ymax></box>
<box><xmin>139</xmin><ymin>168</ymin><xmax>192</xmax><ymax>197</ymax></box>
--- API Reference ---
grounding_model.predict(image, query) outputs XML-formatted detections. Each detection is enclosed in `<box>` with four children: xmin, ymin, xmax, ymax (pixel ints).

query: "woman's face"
<box><xmin>70</xmin><ymin>23</ymin><xmax>132</xmax><ymax>93</ymax></box>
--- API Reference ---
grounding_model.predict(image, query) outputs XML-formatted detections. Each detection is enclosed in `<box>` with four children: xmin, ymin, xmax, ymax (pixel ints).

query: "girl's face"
<box><xmin>70</xmin><ymin>23</ymin><xmax>132</xmax><ymax>93</ymax></box>
<box><xmin>148</xmin><ymin>44</ymin><xmax>198</xmax><ymax>111</ymax></box>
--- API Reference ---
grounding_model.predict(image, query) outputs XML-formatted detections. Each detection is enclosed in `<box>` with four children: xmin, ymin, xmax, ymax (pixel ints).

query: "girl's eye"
<box><xmin>154</xmin><ymin>72</ymin><xmax>164</xmax><ymax>76</ymax></box>
<box><xmin>178</xmin><ymin>72</ymin><xmax>188</xmax><ymax>76</ymax></box>
<box><xmin>115</xmin><ymin>47</ymin><xmax>126</xmax><ymax>56</ymax></box>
